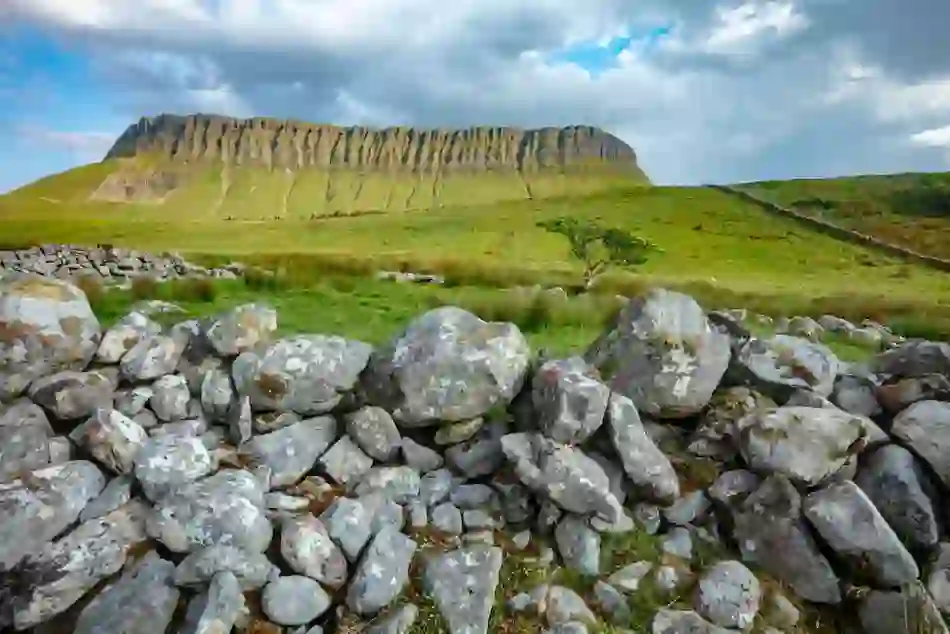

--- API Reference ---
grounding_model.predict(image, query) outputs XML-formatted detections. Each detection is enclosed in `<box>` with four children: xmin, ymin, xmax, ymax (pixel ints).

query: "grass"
<box><xmin>737</xmin><ymin>171</ymin><xmax>950</xmax><ymax>260</ymax></box>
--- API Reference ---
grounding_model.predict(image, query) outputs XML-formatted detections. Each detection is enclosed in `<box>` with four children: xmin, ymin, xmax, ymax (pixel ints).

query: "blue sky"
<box><xmin>1</xmin><ymin>0</ymin><xmax>949</xmax><ymax>193</ymax></box>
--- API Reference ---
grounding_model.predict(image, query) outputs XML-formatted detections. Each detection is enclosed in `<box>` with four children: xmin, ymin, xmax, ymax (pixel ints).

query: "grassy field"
<box><xmin>737</xmin><ymin>171</ymin><xmax>950</xmax><ymax>260</ymax></box>
<box><xmin>87</xmin><ymin>275</ymin><xmax>886</xmax><ymax>364</ymax></box>
<box><xmin>5</xmin><ymin>159</ymin><xmax>950</xmax><ymax>341</ymax></box>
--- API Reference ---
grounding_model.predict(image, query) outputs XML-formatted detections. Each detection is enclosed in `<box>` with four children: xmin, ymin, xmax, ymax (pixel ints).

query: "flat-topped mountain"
<box><xmin>106</xmin><ymin>114</ymin><xmax>648</xmax><ymax>176</ymax></box>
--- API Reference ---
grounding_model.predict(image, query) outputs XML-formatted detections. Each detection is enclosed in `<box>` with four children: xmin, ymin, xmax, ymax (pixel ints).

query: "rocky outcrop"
<box><xmin>5</xmin><ymin>272</ymin><xmax>950</xmax><ymax>634</ymax></box>
<box><xmin>104</xmin><ymin>114</ymin><xmax>649</xmax><ymax>177</ymax></box>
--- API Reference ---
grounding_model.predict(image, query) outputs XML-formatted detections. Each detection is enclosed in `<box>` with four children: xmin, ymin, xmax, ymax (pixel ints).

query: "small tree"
<box><xmin>537</xmin><ymin>216</ymin><xmax>660</xmax><ymax>290</ymax></box>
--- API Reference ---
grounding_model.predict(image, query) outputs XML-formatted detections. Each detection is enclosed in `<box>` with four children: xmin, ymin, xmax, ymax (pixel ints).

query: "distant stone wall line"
<box><xmin>708</xmin><ymin>184</ymin><xmax>950</xmax><ymax>273</ymax></box>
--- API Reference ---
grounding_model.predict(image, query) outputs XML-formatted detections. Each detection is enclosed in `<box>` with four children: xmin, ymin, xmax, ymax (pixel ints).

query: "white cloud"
<box><xmin>910</xmin><ymin>125</ymin><xmax>950</xmax><ymax>148</ymax></box>
<box><xmin>2</xmin><ymin>0</ymin><xmax>950</xmax><ymax>186</ymax></box>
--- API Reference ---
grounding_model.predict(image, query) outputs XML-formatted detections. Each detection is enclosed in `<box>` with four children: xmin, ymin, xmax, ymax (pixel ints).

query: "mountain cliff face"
<box><xmin>105</xmin><ymin>114</ymin><xmax>648</xmax><ymax>177</ymax></box>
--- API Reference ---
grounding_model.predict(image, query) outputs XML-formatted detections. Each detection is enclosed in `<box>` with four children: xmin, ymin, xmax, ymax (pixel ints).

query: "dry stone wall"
<box><xmin>0</xmin><ymin>244</ymin><xmax>244</xmax><ymax>284</ymax></box>
<box><xmin>1</xmin><ymin>273</ymin><xmax>950</xmax><ymax>634</ymax></box>
<box><xmin>711</xmin><ymin>184</ymin><xmax>950</xmax><ymax>272</ymax></box>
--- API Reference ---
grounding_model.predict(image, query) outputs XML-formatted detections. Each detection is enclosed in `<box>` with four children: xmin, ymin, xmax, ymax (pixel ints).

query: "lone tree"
<box><xmin>537</xmin><ymin>216</ymin><xmax>660</xmax><ymax>289</ymax></box>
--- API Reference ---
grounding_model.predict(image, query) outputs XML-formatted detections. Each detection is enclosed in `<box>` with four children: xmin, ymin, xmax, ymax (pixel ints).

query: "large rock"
<box><xmin>871</xmin><ymin>340</ymin><xmax>950</xmax><ymax>378</ymax></box>
<box><xmin>27</xmin><ymin>370</ymin><xmax>113</xmax><ymax>420</ymax></box>
<box><xmin>737</xmin><ymin>406</ymin><xmax>872</xmax><ymax>486</ymax></box>
<box><xmin>10</xmin><ymin>501</ymin><xmax>149</xmax><ymax>630</ymax></box>
<box><xmin>423</xmin><ymin>546</ymin><xmax>503</xmax><ymax>634</ymax></box>
<box><xmin>732</xmin><ymin>475</ymin><xmax>841</xmax><ymax>604</ymax></box>
<box><xmin>0</xmin><ymin>399</ymin><xmax>56</xmax><ymax>481</ymax></box>
<box><xmin>584</xmin><ymin>288</ymin><xmax>731</xmax><ymax>418</ymax></box>
<box><xmin>694</xmin><ymin>561</ymin><xmax>761</xmax><ymax>630</ymax></box>
<box><xmin>0</xmin><ymin>460</ymin><xmax>106</xmax><ymax>570</ymax></box>
<box><xmin>731</xmin><ymin>335</ymin><xmax>839</xmax><ymax>400</ymax></box>
<box><xmin>532</xmin><ymin>357</ymin><xmax>609</xmax><ymax>444</ymax></box>
<box><xmin>346</xmin><ymin>526</ymin><xmax>417</xmax><ymax>616</ymax></box>
<box><xmin>133</xmin><ymin>434</ymin><xmax>214</xmax><ymax>501</ymax></box>
<box><xmin>120</xmin><ymin>334</ymin><xmax>185</xmax><ymax>382</ymax></box>
<box><xmin>239</xmin><ymin>416</ymin><xmax>337</xmax><ymax>489</ymax></box>
<box><xmin>279</xmin><ymin>514</ymin><xmax>348</xmax><ymax>589</ymax></box>
<box><xmin>96</xmin><ymin>310</ymin><xmax>162</xmax><ymax>364</ymax></box>
<box><xmin>146</xmin><ymin>469</ymin><xmax>272</xmax><ymax>554</ymax></box>
<box><xmin>858</xmin><ymin>582</ymin><xmax>950</xmax><ymax>634</ymax></box>
<box><xmin>262</xmin><ymin>575</ymin><xmax>331</xmax><ymax>626</ymax></box>
<box><xmin>71</xmin><ymin>408</ymin><xmax>149</xmax><ymax>475</ymax></box>
<box><xmin>361</xmin><ymin>306</ymin><xmax>530</xmax><ymax>426</ymax></box>
<box><xmin>890</xmin><ymin>400</ymin><xmax>950</xmax><ymax>488</ymax></box>
<box><xmin>0</xmin><ymin>273</ymin><xmax>101</xmax><ymax>400</ymax></box>
<box><xmin>71</xmin><ymin>551</ymin><xmax>180</xmax><ymax>634</ymax></box>
<box><xmin>605</xmin><ymin>392</ymin><xmax>680</xmax><ymax>504</ymax></box>
<box><xmin>501</xmin><ymin>432</ymin><xmax>622</xmax><ymax>523</ymax></box>
<box><xmin>174</xmin><ymin>544</ymin><xmax>279</xmax><ymax>590</ymax></box>
<box><xmin>233</xmin><ymin>335</ymin><xmax>372</xmax><ymax>415</ymax></box>
<box><xmin>803</xmin><ymin>480</ymin><xmax>919</xmax><ymax>587</ymax></box>
<box><xmin>179</xmin><ymin>570</ymin><xmax>247</xmax><ymax>634</ymax></box>
<box><xmin>205</xmin><ymin>303</ymin><xmax>278</xmax><ymax>357</ymax></box>
<box><xmin>855</xmin><ymin>444</ymin><xmax>940</xmax><ymax>553</ymax></box>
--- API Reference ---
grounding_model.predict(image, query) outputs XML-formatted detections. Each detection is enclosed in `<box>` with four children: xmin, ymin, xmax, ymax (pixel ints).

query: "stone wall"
<box><xmin>0</xmin><ymin>244</ymin><xmax>245</xmax><ymax>284</ymax></box>
<box><xmin>1</xmin><ymin>274</ymin><xmax>950</xmax><ymax>634</ymax></box>
<box><xmin>710</xmin><ymin>184</ymin><xmax>950</xmax><ymax>273</ymax></box>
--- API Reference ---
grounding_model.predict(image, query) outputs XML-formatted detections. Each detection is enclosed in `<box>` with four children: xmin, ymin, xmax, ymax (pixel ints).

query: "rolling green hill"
<box><xmin>3</xmin><ymin>113</ymin><xmax>950</xmax><ymax>341</ymax></box>
<box><xmin>737</xmin><ymin>171</ymin><xmax>950</xmax><ymax>260</ymax></box>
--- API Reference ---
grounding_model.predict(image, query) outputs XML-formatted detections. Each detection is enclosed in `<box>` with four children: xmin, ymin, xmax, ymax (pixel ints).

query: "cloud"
<box><xmin>1</xmin><ymin>0</ymin><xmax>949</xmax><ymax>188</ymax></box>
<box><xmin>910</xmin><ymin>126</ymin><xmax>950</xmax><ymax>149</ymax></box>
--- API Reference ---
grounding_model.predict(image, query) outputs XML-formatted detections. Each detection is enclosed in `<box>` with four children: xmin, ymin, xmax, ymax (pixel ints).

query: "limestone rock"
<box><xmin>233</xmin><ymin>334</ymin><xmax>372</xmax><ymax>414</ymax></box>
<box><xmin>423</xmin><ymin>546</ymin><xmax>503</xmax><ymax>634</ymax></box>
<box><xmin>0</xmin><ymin>273</ymin><xmax>101</xmax><ymax>400</ymax></box>
<box><xmin>361</xmin><ymin>307</ymin><xmax>530</xmax><ymax>426</ymax></box>
<box><xmin>803</xmin><ymin>480</ymin><xmax>919</xmax><ymax>587</ymax></box>
<box><xmin>585</xmin><ymin>288</ymin><xmax>731</xmax><ymax>418</ymax></box>
<box><xmin>532</xmin><ymin>356</ymin><xmax>609</xmax><ymax>444</ymax></box>
<box><xmin>890</xmin><ymin>400</ymin><xmax>950</xmax><ymax>488</ymax></box>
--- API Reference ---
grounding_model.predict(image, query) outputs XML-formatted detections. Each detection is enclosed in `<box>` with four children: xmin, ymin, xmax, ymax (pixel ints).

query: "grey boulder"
<box><xmin>803</xmin><ymin>480</ymin><xmax>919</xmax><ymax>587</ymax></box>
<box><xmin>71</xmin><ymin>551</ymin><xmax>180</xmax><ymax>634</ymax></box>
<box><xmin>361</xmin><ymin>306</ymin><xmax>530</xmax><ymax>426</ymax></box>
<box><xmin>233</xmin><ymin>334</ymin><xmax>372</xmax><ymax>415</ymax></box>
<box><xmin>585</xmin><ymin>288</ymin><xmax>731</xmax><ymax>418</ymax></box>
<box><xmin>423</xmin><ymin>545</ymin><xmax>503</xmax><ymax>634</ymax></box>
<box><xmin>0</xmin><ymin>273</ymin><xmax>101</xmax><ymax>400</ymax></box>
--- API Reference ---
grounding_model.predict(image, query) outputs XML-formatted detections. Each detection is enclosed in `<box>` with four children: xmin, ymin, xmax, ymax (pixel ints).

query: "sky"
<box><xmin>1</xmin><ymin>0</ymin><xmax>949</xmax><ymax>193</ymax></box>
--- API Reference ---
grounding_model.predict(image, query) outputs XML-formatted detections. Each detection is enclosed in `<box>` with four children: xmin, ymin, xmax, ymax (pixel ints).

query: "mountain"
<box><xmin>72</xmin><ymin>114</ymin><xmax>649</xmax><ymax>211</ymax></box>
<box><xmin>106</xmin><ymin>114</ymin><xmax>647</xmax><ymax>174</ymax></box>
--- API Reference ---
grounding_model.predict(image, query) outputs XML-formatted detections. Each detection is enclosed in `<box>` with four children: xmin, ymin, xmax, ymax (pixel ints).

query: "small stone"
<box><xmin>695</xmin><ymin>560</ymin><xmax>761</xmax><ymax>630</ymax></box>
<box><xmin>400</xmin><ymin>437</ymin><xmax>443</xmax><ymax>472</ymax></box>
<box><xmin>432</xmin><ymin>503</ymin><xmax>464</xmax><ymax>535</ymax></box>
<box><xmin>346</xmin><ymin>406</ymin><xmax>402</xmax><ymax>462</ymax></box>
<box><xmin>262</xmin><ymin>576</ymin><xmax>331</xmax><ymax>626</ymax></box>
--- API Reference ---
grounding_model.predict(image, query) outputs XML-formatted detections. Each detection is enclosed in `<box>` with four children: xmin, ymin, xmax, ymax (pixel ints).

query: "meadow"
<box><xmin>738</xmin><ymin>171</ymin><xmax>950</xmax><ymax>260</ymax></box>
<box><xmin>5</xmin><ymin>158</ymin><xmax>950</xmax><ymax>345</ymax></box>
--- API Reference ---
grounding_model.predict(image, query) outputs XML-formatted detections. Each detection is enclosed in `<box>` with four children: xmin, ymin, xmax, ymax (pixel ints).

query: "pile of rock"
<box><xmin>2</xmin><ymin>273</ymin><xmax>950</xmax><ymax>634</ymax></box>
<box><xmin>717</xmin><ymin>308</ymin><xmax>904</xmax><ymax>349</ymax></box>
<box><xmin>0</xmin><ymin>244</ymin><xmax>244</xmax><ymax>284</ymax></box>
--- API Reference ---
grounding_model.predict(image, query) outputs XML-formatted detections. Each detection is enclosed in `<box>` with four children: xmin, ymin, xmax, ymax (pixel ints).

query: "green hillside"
<box><xmin>4</xmin><ymin>157</ymin><xmax>950</xmax><ymax>340</ymax></box>
<box><xmin>737</xmin><ymin>171</ymin><xmax>950</xmax><ymax>260</ymax></box>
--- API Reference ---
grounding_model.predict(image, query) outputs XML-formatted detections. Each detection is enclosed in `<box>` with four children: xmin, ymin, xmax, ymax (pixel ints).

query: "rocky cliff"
<box><xmin>105</xmin><ymin>114</ymin><xmax>648</xmax><ymax>177</ymax></box>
